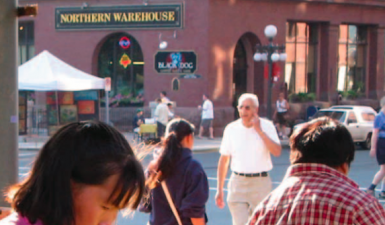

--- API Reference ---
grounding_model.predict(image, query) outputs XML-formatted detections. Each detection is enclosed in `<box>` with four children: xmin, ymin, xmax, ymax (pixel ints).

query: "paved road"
<box><xmin>18</xmin><ymin>146</ymin><xmax>383</xmax><ymax>225</ymax></box>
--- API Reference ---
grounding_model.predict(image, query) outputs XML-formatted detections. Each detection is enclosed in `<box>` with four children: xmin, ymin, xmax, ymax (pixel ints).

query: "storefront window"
<box><xmin>337</xmin><ymin>25</ymin><xmax>367</xmax><ymax>95</ymax></box>
<box><xmin>19</xmin><ymin>21</ymin><xmax>35</xmax><ymax>65</ymax></box>
<box><xmin>285</xmin><ymin>22</ymin><xmax>318</xmax><ymax>94</ymax></box>
<box><xmin>98</xmin><ymin>33</ymin><xmax>144</xmax><ymax>107</ymax></box>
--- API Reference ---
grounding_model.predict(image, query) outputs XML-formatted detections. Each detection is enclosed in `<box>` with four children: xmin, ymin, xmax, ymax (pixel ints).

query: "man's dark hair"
<box><xmin>290</xmin><ymin>117</ymin><xmax>355</xmax><ymax>168</ymax></box>
<box><xmin>203</xmin><ymin>94</ymin><xmax>209</xmax><ymax>99</ymax></box>
<box><xmin>156</xmin><ymin>98</ymin><xmax>162</xmax><ymax>103</ymax></box>
<box><xmin>161</xmin><ymin>91</ymin><xmax>167</xmax><ymax>96</ymax></box>
<box><xmin>7</xmin><ymin>121</ymin><xmax>145</xmax><ymax>225</ymax></box>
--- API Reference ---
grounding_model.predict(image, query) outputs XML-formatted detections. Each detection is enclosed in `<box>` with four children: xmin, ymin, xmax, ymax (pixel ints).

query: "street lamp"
<box><xmin>253</xmin><ymin>24</ymin><xmax>286</xmax><ymax>120</ymax></box>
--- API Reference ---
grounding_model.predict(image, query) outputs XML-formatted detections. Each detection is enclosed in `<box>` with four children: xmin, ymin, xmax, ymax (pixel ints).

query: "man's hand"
<box><xmin>370</xmin><ymin>148</ymin><xmax>376</xmax><ymax>158</ymax></box>
<box><xmin>253</xmin><ymin>113</ymin><xmax>262</xmax><ymax>133</ymax></box>
<box><xmin>215</xmin><ymin>191</ymin><xmax>225</xmax><ymax>209</ymax></box>
<box><xmin>198</xmin><ymin>105</ymin><xmax>202</xmax><ymax>109</ymax></box>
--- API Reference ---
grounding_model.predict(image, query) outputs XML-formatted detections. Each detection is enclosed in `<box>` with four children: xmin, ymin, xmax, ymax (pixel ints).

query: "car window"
<box><xmin>348</xmin><ymin>112</ymin><xmax>357</xmax><ymax>123</ymax></box>
<box><xmin>313</xmin><ymin>110</ymin><xmax>346</xmax><ymax>123</ymax></box>
<box><xmin>361</xmin><ymin>112</ymin><xmax>375</xmax><ymax>122</ymax></box>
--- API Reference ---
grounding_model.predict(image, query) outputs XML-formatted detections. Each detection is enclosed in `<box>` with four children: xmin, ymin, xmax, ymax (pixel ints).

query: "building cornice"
<box><xmin>260</xmin><ymin>0</ymin><xmax>385</xmax><ymax>8</ymax></box>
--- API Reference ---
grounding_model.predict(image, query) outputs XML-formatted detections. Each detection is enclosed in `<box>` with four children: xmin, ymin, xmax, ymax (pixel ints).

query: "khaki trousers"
<box><xmin>227</xmin><ymin>173</ymin><xmax>272</xmax><ymax>225</ymax></box>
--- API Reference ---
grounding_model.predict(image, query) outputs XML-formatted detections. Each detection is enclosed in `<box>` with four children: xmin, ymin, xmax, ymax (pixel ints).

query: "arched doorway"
<box><xmin>97</xmin><ymin>33</ymin><xmax>144</xmax><ymax>106</ymax></box>
<box><xmin>232</xmin><ymin>32</ymin><xmax>261</xmax><ymax>119</ymax></box>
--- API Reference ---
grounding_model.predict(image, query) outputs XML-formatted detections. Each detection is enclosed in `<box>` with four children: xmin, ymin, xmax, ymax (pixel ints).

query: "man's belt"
<box><xmin>233</xmin><ymin>171</ymin><xmax>268</xmax><ymax>177</ymax></box>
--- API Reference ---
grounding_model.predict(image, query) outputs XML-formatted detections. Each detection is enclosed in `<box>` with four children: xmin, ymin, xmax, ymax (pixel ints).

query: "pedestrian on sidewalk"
<box><xmin>197</xmin><ymin>94</ymin><xmax>214</xmax><ymax>139</ymax></box>
<box><xmin>249</xmin><ymin>117</ymin><xmax>385</xmax><ymax>225</ymax></box>
<box><xmin>154</xmin><ymin>98</ymin><xmax>169</xmax><ymax>138</ymax></box>
<box><xmin>133</xmin><ymin>108</ymin><xmax>145</xmax><ymax>133</ymax></box>
<box><xmin>215</xmin><ymin>93</ymin><xmax>281</xmax><ymax>225</ymax></box>
<box><xmin>140</xmin><ymin>118</ymin><xmax>209</xmax><ymax>225</ymax></box>
<box><xmin>366</xmin><ymin>96</ymin><xmax>385</xmax><ymax>197</ymax></box>
<box><xmin>167</xmin><ymin>102</ymin><xmax>176</xmax><ymax>120</ymax></box>
<box><xmin>160</xmin><ymin>91</ymin><xmax>170</xmax><ymax>103</ymax></box>
<box><xmin>0</xmin><ymin>121</ymin><xmax>145</xmax><ymax>225</ymax></box>
<box><xmin>273</xmin><ymin>92</ymin><xmax>289</xmax><ymax>139</ymax></box>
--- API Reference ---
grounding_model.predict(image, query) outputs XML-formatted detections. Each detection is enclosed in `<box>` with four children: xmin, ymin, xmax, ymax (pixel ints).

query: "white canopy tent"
<box><xmin>18</xmin><ymin>50</ymin><xmax>109</xmax><ymax>130</ymax></box>
<box><xmin>19</xmin><ymin>50</ymin><xmax>105</xmax><ymax>91</ymax></box>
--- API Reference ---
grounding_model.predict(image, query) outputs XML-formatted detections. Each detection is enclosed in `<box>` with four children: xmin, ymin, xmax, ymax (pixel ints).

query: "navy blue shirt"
<box><xmin>133</xmin><ymin>115</ymin><xmax>145</xmax><ymax>129</ymax></box>
<box><xmin>140</xmin><ymin>148</ymin><xmax>209</xmax><ymax>225</ymax></box>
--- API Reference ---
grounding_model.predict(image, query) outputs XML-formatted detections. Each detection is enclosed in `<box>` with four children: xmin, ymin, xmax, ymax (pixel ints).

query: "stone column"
<box><xmin>318</xmin><ymin>23</ymin><xmax>339</xmax><ymax>102</ymax></box>
<box><xmin>367</xmin><ymin>26</ymin><xmax>385</xmax><ymax>99</ymax></box>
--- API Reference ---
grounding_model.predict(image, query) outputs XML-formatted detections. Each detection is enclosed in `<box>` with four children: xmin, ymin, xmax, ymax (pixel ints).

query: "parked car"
<box><xmin>293</xmin><ymin>105</ymin><xmax>377</xmax><ymax>149</ymax></box>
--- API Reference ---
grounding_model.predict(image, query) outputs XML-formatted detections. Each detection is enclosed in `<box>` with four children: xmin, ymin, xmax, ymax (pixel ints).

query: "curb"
<box><xmin>19</xmin><ymin>141</ymin><xmax>291</xmax><ymax>152</ymax></box>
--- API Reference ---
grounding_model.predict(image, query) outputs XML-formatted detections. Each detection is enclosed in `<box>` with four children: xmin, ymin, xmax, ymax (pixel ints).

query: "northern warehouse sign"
<box><xmin>55</xmin><ymin>4</ymin><xmax>183</xmax><ymax>30</ymax></box>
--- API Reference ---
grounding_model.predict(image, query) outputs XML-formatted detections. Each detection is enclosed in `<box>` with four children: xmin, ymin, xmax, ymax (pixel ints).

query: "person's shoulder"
<box><xmin>376</xmin><ymin>111</ymin><xmax>385</xmax><ymax>119</ymax></box>
<box><xmin>224</xmin><ymin>119</ymin><xmax>241</xmax><ymax>130</ymax></box>
<box><xmin>260</xmin><ymin>117</ymin><xmax>275</xmax><ymax>127</ymax></box>
<box><xmin>0</xmin><ymin>213</ymin><xmax>26</xmax><ymax>225</ymax></box>
<box><xmin>343</xmin><ymin>188</ymin><xmax>385</xmax><ymax>217</ymax></box>
<box><xmin>323</xmin><ymin>180</ymin><xmax>378</xmax><ymax>211</ymax></box>
<box><xmin>187</xmin><ymin>158</ymin><xmax>206</xmax><ymax>176</ymax></box>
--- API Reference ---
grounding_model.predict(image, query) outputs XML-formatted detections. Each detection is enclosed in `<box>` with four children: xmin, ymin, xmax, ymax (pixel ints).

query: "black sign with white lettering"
<box><xmin>55</xmin><ymin>4</ymin><xmax>183</xmax><ymax>30</ymax></box>
<box><xmin>155</xmin><ymin>51</ymin><xmax>197</xmax><ymax>74</ymax></box>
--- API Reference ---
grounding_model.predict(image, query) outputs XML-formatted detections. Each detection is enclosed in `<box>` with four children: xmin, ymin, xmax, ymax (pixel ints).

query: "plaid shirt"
<box><xmin>249</xmin><ymin>163</ymin><xmax>385</xmax><ymax>225</ymax></box>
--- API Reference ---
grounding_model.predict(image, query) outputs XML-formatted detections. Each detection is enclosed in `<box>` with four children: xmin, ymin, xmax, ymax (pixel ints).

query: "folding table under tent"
<box><xmin>18</xmin><ymin>50</ymin><xmax>108</xmax><ymax>134</ymax></box>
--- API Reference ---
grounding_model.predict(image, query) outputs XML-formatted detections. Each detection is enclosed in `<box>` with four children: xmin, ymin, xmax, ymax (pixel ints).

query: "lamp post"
<box><xmin>253</xmin><ymin>25</ymin><xmax>286</xmax><ymax>120</ymax></box>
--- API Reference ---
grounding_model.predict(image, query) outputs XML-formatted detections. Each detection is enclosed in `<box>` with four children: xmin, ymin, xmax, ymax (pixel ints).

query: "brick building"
<box><xmin>19</xmin><ymin>0</ymin><xmax>385</xmax><ymax>135</ymax></box>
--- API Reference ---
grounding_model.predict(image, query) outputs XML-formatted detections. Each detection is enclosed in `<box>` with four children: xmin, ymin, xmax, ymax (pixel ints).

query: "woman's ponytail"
<box><xmin>146</xmin><ymin>119</ymin><xmax>194</xmax><ymax>189</ymax></box>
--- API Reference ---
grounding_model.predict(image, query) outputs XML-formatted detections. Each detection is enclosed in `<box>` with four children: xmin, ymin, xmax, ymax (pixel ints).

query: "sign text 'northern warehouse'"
<box><xmin>56</xmin><ymin>4</ymin><xmax>183</xmax><ymax>30</ymax></box>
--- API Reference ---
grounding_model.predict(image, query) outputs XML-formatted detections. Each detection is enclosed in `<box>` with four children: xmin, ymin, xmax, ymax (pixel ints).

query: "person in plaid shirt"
<box><xmin>249</xmin><ymin>117</ymin><xmax>385</xmax><ymax>225</ymax></box>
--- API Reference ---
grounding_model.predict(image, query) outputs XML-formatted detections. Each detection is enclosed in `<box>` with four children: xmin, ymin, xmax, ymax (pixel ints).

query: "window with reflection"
<box><xmin>18</xmin><ymin>21</ymin><xmax>35</xmax><ymax>135</ymax></box>
<box><xmin>337</xmin><ymin>25</ymin><xmax>367</xmax><ymax>95</ymax></box>
<box><xmin>285</xmin><ymin>22</ymin><xmax>318</xmax><ymax>94</ymax></box>
<box><xmin>98</xmin><ymin>33</ymin><xmax>144</xmax><ymax>106</ymax></box>
<box><xmin>19</xmin><ymin>21</ymin><xmax>35</xmax><ymax>65</ymax></box>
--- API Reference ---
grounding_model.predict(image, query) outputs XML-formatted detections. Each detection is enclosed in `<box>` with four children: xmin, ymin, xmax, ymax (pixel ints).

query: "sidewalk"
<box><xmin>18</xmin><ymin>133</ymin><xmax>290</xmax><ymax>152</ymax></box>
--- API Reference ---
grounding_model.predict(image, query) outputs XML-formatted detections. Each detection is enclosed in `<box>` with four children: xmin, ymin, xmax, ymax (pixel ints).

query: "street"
<box><xmin>17</xmin><ymin>145</ymin><xmax>384</xmax><ymax>225</ymax></box>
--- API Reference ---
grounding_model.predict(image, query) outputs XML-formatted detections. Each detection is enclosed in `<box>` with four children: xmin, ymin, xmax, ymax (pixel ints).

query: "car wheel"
<box><xmin>360</xmin><ymin>133</ymin><xmax>372</xmax><ymax>150</ymax></box>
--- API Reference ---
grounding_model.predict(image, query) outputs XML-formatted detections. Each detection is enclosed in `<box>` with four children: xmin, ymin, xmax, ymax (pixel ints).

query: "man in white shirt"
<box><xmin>198</xmin><ymin>94</ymin><xmax>214</xmax><ymax>139</ymax></box>
<box><xmin>167</xmin><ymin>102</ymin><xmax>175</xmax><ymax>120</ymax></box>
<box><xmin>160</xmin><ymin>91</ymin><xmax>170</xmax><ymax>103</ymax></box>
<box><xmin>215</xmin><ymin>93</ymin><xmax>281</xmax><ymax>225</ymax></box>
<box><xmin>154</xmin><ymin>98</ymin><xmax>169</xmax><ymax>138</ymax></box>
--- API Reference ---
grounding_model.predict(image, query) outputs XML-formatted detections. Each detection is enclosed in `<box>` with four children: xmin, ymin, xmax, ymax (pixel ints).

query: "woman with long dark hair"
<box><xmin>0</xmin><ymin>121</ymin><xmax>145</xmax><ymax>225</ymax></box>
<box><xmin>140</xmin><ymin>118</ymin><xmax>209</xmax><ymax>225</ymax></box>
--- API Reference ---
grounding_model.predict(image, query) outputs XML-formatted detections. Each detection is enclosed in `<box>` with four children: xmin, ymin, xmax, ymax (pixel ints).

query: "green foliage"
<box><xmin>341</xmin><ymin>90</ymin><xmax>360</xmax><ymax>99</ymax></box>
<box><xmin>288</xmin><ymin>92</ymin><xmax>316</xmax><ymax>103</ymax></box>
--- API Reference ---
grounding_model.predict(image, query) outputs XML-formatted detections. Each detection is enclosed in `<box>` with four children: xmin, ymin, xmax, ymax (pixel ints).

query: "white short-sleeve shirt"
<box><xmin>202</xmin><ymin>99</ymin><xmax>214</xmax><ymax>119</ymax></box>
<box><xmin>220</xmin><ymin>118</ymin><xmax>280</xmax><ymax>173</ymax></box>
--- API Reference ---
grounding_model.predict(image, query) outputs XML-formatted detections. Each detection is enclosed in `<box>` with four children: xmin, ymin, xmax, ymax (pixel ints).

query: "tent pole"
<box><xmin>105</xmin><ymin>90</ymin><xmax>109</xmax><ymax>125</ymax></box>
<box><xmin>55</xmin><ymin>91</ymin><xmax>59</xmax><ymax>126</ymax></box>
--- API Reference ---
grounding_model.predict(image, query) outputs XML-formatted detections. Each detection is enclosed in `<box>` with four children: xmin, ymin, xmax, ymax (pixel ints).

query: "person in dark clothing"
<box><xmin>140</xmin><ymin>118</ymin><xmax>209</xmax><ymax>225</ymax></box>
<box><xmin>133</xmin><ymin>108</ymin><xmax>145</xmax><ymax>133</ymax></box>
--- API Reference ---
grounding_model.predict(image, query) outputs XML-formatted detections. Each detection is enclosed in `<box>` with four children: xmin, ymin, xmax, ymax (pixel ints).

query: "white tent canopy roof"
<box><xmin>19</xmin><ymin>50</ymin><xmax>105</xmax><ymax>91</ymax></box>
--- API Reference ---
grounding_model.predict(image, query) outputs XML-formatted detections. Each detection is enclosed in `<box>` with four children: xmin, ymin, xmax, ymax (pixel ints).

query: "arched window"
<box><xmin>172</xmin><ymin>78</ymin><xmax>180</xmax><ymax>91</ymax></box>
<box><xmin>98</xmin><ymin>33</ymin><xmax>144</xmax><ymax>106</ymax></box>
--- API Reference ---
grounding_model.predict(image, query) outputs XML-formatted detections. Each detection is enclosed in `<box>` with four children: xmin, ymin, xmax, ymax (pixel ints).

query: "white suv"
<box><xmin>293</xmin><ymin>105</ymin><xmax>377</xmax><ymax>149</ymax></box>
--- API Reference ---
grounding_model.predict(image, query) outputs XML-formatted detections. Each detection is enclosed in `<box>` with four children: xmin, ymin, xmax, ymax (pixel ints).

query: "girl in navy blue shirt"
<box><xmin>140</xmin><ymin>118</ymin><xmax>209</xmax><ymax>225</ymax></box>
